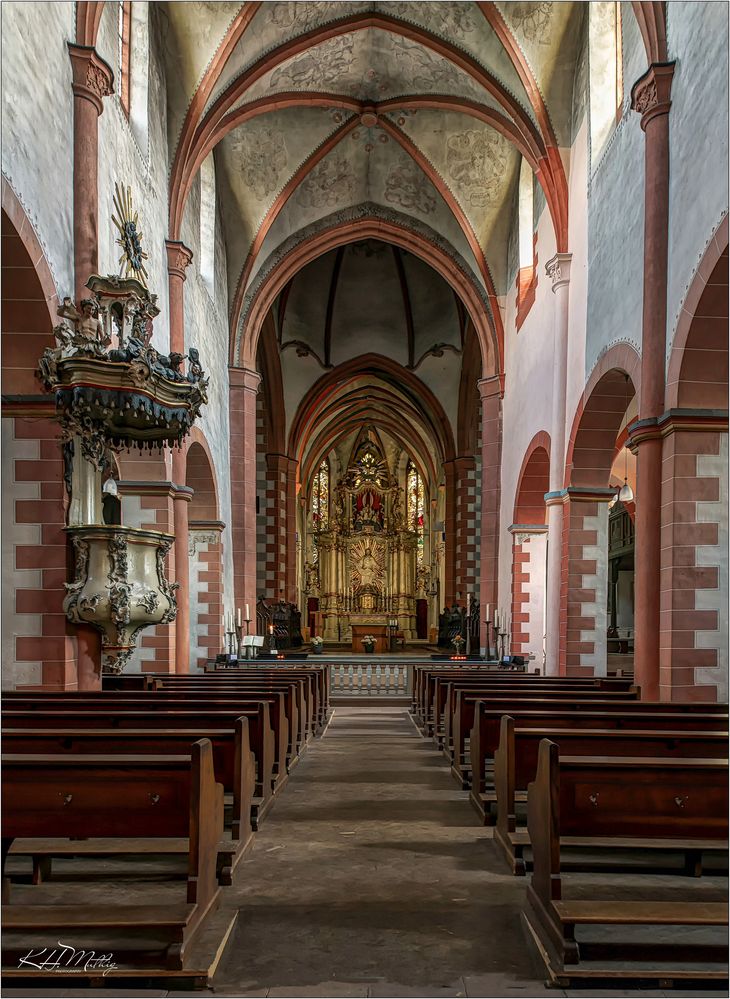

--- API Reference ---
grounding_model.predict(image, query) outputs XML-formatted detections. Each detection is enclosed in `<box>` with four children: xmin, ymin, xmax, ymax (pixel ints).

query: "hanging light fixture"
<box><xmin>618</xmin><ymin>446</ymin><xmax>634</xmax><ymax>503</ymax></box>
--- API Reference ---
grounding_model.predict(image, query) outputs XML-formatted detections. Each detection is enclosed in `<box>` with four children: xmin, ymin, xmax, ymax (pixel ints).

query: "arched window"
<box><xmin>407</xmin><ymin>459</ymin><xmax>425</xmax><ymax>565</ymax></box>
<box><xmin>117</xmin><ymin>0</ymin><xmax>131</xmax><ymax>118</ymax></box>
<box><xmin>515</xmin><ymin>156</ymin><xmax>536</xmax><ymax>329</ymax></box>
<box><xmin>199</xmin><ymin>154</ymin><xmax>216</xmax><ymax>296</ymax></box>
<box><xmin>589</xmin><ymin>2</ymin><xmax>623</xmax><ymax>170</ymax></box>
<box><xmin>311</xmin><ymin>459</ymin><xmax>329</xmax><ymax>532</ymax></box>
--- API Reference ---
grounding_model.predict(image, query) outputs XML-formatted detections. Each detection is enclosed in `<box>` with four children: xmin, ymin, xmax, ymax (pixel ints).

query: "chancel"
<box><xmin>1</xmin><ymin>1</ymin><xmax>728</xmax><ymax>995</ymax></box>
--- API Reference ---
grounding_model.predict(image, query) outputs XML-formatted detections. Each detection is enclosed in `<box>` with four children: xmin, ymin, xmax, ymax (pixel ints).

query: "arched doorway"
<box><xmin>563</xmin><ymin>361</ymin><xmax>638</xmax><ymax>677</ymax></box>
<box><xmin>511</xmin><ymin>434</ymin><xmax>550</xmax><ymax>667</ymax></box>
<box><xmin>1</xmin><ymin>197</ymin><xmax>76</xmax><ymax>690</ymax></box>
<box><xmin>187</xmin><ymin>437</ymin><xmax>223</xmax><ymax>672</ymax></box>
<box><xmin>661</xmin><ymin>234</ymin><xmax>729</xmax><ymax>701</ymax></box>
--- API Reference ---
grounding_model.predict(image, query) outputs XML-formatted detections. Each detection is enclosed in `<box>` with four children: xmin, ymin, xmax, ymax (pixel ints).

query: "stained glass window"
<box><xmin>407</xmin><ymin>459</ymin><xmax>425</xmax><ymax>565</ymax></box>
<box><xmin>312</xmin><ymin>458</ymin><xmax>329</xmax><ymax>531</ymax></box>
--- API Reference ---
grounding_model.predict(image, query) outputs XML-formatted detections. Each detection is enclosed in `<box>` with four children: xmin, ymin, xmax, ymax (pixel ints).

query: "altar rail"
<box><xmin>329</xmin><ymin>662</ymin><xmax>412</xmax><ymax>697</ymax></box>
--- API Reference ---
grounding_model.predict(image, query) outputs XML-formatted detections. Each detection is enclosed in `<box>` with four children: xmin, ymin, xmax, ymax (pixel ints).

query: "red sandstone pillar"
<box><xmin>478</xmin><ymin>376</ymin><xmax>502</xmax><ymax>652</ymax></box>
<box><xmin>284</xmin><ymin>455</ymin><xmax>299</xmax><ymax>605</ymax></box>
<box><xmin>631</xmin><ymin>62</ymin><xmax>675</xmax><ymax>701</ymax></box>
<box><xmin>67</xmin><ymin>44</ymin><xmax>113</xmax><ymax>680</ymax></box>
<box><xmin>67</xmin><ymin>44</ymin><xmax>113</xmax><ymax>303</ymax></box>
<box><xmin>230</xmin><ymin>368</ymin><xmax>261</xmax><ymax>617</ymax></box>
<box><xmin>165</xmin><ymin>241</ymin><xmax>194</xmax><ymax>672</ymax></box>
<box><xmin>544</xmin><ymin>253</ymin><xmax>572</xmax><ymax>675</ymax></box>
<box><xmin>443</xmin><ymin>460</ymin><xmax>457</xmax><ymax>606</ymax></box>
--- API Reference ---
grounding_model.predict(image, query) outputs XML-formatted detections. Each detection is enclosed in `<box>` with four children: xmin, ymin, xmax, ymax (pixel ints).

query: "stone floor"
<box><xmin>3</xmin><ymin>705</ymin><xmax>727</xmax><ymax>999</ymax></box>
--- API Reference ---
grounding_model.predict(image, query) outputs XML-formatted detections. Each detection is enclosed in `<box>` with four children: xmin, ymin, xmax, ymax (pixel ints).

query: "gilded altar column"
<box><xmin>166</xmin><ymin>240</ymin><xmax>194</xmax><ymax>672</ymax></box>
<box><xmin>630</xmin><ymin>62</ymin><xmax>675</xmax><ymax>701</ymax></box>
<box><xmin>544</xmin><ymin>253</ymin><xmax>572</xmax><ymax>676</ymax></box>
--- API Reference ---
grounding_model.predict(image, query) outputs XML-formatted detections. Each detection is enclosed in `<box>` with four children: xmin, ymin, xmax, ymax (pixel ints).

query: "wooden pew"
<box><xmin>2</xmin><ymin>740</ymin><xmax>223</xmax><ymax>970</ymax></box>
<box><xmin>468</xmin><ymin>699</ymin><xmax>729</xmax><ymax>820</ymax></box>
<box><xmin>194</xmin><ymin>666</ymin><xmax>331</xmax><ymax>732</ymax></box>
<box><xmin>3</xmin><ymin>719</ymin><xmax>256</xmax><ymax>886</ymax></box>
<box><xmin>107</xmin><ymin>665</ymin><xmax>330</xmax><ymax>734</ymax></box>
<box><xmin>5</xmin><ymin>691</ymin><xmax>289</xmax><ymax>792</ymax></box>
<box><xmin>3</xmin><ymin>704</ymin><xmax>276</xmax><ymax>829</ymax></box>
<box><xmin>446</xmin><ymin>681</ymin><xmax>639</xmax><ymax>773</ymax></box>
<box><xmin>146</xmin><ymin>678</ymin><xmax>310</xmax><ymax>760</ymax></box>
<box><xmin>524</xmin><ymin>740</ymin><xmax>728</xmax><ymax>977</ymax></box>
<box><xmin>494</xmin><ymin>715</ymin><xmax>729</xmax><ymax>875</ymax></box>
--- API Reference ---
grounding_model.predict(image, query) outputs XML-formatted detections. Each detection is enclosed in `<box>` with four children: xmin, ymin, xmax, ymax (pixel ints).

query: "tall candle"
<box><xmin>237</xmin><ymin>608</ymin><xmax>242</xmax><ymax>627</ymax></box>
<box><xmin>486</xmin><ymin>603</ymin><xmax>490</xmax><ymax>621</ymax></box>
<box><xmin>245</xmin><ymin>603</ymin><xmax>250</xmax><ymax>620</ymax></box>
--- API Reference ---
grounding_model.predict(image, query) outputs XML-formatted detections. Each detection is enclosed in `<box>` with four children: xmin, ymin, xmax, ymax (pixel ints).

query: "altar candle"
<box><xmin>245</xmin><ymin>603</ymin><xmax>250</xmax><ymax>621</ymax></box>
<box><xmin>493</xmin><ymin>608</ymin><xmax>499</xmax><ymax>628</ymax></box>
<box><xmin>237</xmin><ymin>608</ymin><xmax>241</xmax><ymax>627</ymax></box>
<box><xmin>269</xmin><ymin>624</ymin><xmax>274</xmax><ymax>635</ymax></box>
<box><xmin>486</xmin><ymin>603</ymin><xmax>490</xmax><ymax>621</ymax></box>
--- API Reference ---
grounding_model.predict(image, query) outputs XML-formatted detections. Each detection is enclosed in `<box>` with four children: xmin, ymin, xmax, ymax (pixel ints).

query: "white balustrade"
<box><xmin>329</xmin><ymin>662</ymin><xmax>412</xmax><ymax>696</ymax></box>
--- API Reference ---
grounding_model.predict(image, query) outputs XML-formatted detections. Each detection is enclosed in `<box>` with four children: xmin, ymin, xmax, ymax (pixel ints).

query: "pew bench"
<box><xmin>493</xmin><ymin>715</ymin><xmax>729</xmax><ymax>875</ymax></box>
<box><xmin>2</xmin><ymin>720</ymin><xmax>256</xmax><ymax>886</ymax></box>
<box><xmin>468</xmin><ymin>700</ymin><xmax>729</xmax><ymax>822</ymax></box>
<box><xmin>2</xmin><ymin>741</ymin><xmax>223</xmax><ymax>970</ymax></box>
<box><xmin>524</xmin><ymin>740</ymin><xmax>729</xmax><ymax>977</ymax></box>
<box><xmin>2</xmin><ymin>704</ymin><xmax>276</xmax><ymax>829</ymax></box>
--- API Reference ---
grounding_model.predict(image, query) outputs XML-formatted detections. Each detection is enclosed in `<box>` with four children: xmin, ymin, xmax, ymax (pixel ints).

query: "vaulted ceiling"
<box><xmin>161</xmin><ymin>1</ymin><xmax>584</xmax><ymax>366</ymax></box>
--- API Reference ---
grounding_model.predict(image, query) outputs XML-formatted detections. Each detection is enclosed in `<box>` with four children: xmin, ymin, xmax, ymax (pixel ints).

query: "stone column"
<box><xmin>165</xmin><ymin>240</ymin><xmax>194</xmax><ymax>672</ymax></box>
<box><xmin>630</xmin><ymin>62</ymin><xmax>675</xmax><ymax>701</ymax></box>
<box><xmin>443</xmin><ymin>459</ymin><xmax>457</xmax><ymax>606</ymax></box>
<box><xmin>453</xmin><ymin>454</ymin><xmax>477</xmax><ymax>603</ymax></box>
<box><xmin>544</xmin><ymin>253</ymin><xmax>572</xmax><ymax>675</ymax></box>
<box><xmin>67</xmin><ymin>43</ymin><xmax>113</xmax><ymax>683</ymax></box>
<box><xmin>284</xmin><ymin>455</ymin><xmax>298</xmax><ymax>604</ymax></box>
<box><xmin>67</xmin><ymin>44</ymin><xmax>113</xmax><ymax>303</ymax></box>
<box><xmin>230</xmin><ymin>367</ymin><xmax>261</xmax><ymax>619</ymax></box>
<box><xmin>477</xmin><ymin>375</ymin><xmax>502</xmax><ymax>653</ymax></box>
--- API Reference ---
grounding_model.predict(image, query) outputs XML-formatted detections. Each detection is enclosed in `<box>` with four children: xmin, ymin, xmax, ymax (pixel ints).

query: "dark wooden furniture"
<box><xmin>494</xmin><ymin>715</ymin><xmax>729</xmax><ymax>875</ymax></box>
<box><xmin>525</xmin><ymin>740</ymin><xmax>728</xmax><ymax>975</ymax></box>
<box><xmin>468</xmin><ymin>701</ymin><xmax>729</xmax><ymax>823</ymax></box>
<box><xmin>3</xmin><ymin>719</ymin><xmax>256</xmax><ymax>886</ymax></box>
<box><xmin>2</xmin><ymin>740</ymin><xmax>223</xmax><ymax>970</ymax></box>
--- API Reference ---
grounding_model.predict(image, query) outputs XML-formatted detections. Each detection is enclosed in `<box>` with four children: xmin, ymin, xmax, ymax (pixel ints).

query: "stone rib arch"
<box><xmin>234</xmin><ymin>205</ymin><xmax>500</xmax><ymax>378</ymax></box>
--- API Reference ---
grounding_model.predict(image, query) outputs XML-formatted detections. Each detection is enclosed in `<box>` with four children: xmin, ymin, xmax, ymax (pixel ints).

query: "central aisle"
<box><xmin>214</xmin><ymin>705</ymin><xmax>550</xmax><ymax>997</ymax></box>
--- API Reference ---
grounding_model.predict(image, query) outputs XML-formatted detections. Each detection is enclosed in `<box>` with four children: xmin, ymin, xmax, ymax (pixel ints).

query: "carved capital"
<box><xmin>229</xmin><ymin>366</ymin><xmax>262</xmax><ymax>394</ymax></box>
<box><xmin>631</xmin><ymin>62</ymin><xmax>675</xmax><ymax>130</ymax></box>
<box><xmin>165</xmin><ymin>240</ymin><xmax>194</xmax><ymax>282</ymax></box>
<box><xmin>545</xmin><ymin>252</ymin><xmax>572</xmax><ymax>292</ymax></box>
<box><xmin>68</xmin><ymin>44</ymin><xmax>114</xmax><ymax>114</ymax></box>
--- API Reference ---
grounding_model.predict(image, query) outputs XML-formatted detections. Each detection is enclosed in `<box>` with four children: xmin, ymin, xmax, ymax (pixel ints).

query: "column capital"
<box><xmin>508</xmin><ymin>523</ymin><xmax>548</xmax><ymax>545</ymax></box>
<box><xmin>477</xmin><ymin>374</ymin><xmax>502</xmax><ymax>401</ymax></box>
<box><xmin>67</xmin><ymin>43</ymin><xmax>114</xmax><ymax>114</ymax></box>
<box><xmin>631</xmin><ymin>61</ymin><xmax>676</xmax><ymax>130</ymax></box>
<box><xmin>229</xmin><ymin>366</ymin><xmax>261</xmax><ymax>393</ymax></box>
<box><xmin>165</xmin><ymin>240</ymin><xmax>194</xmax><ymax>281</ymax></box>
<box><xmin>545</xmin><ymin>252</ymin><xmax>572</xmax><ymax>292</ymax></box>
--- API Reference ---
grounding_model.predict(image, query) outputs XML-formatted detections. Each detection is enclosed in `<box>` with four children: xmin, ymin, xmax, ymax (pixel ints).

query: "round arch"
<box><xmin>564</xmin><ymin>344</ymin><xmax>640</xmax><ymax>489</ymax></box>
<box><xmin>666</xmin><ymin>216</ymin><xmax>729</xmax><ymax>410</ymax></box>
<box><xmin>236</xmin><ymin>218</ymin><xmax>500</xmax><ymax>377</ymax></box>
<box><xmin>513</xmin><ymin>431</ymin><xmax>551</xmax><ymax>524</ymax></box>
<box><xmin>185</xmin><ymin>428</ymin><xmax>220</xmax><ymax>522</ymax></box>
<box><xmin>288</xmin><ymin>354</ymin><xmax>456</xmax><ymax>470</ymax></box>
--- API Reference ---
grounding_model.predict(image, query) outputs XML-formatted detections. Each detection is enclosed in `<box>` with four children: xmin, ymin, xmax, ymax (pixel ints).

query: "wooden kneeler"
<box><xmin>2</xmin><ymin>739</ymin><xmax>224</xmax><ymax>970</ymax></box>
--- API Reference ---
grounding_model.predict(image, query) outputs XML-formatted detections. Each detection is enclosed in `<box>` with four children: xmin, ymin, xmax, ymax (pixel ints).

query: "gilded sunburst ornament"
<box><xmin>112</xmin><ymin>183</ymin><xmax>148</xmax><ymax>286</ymax></box>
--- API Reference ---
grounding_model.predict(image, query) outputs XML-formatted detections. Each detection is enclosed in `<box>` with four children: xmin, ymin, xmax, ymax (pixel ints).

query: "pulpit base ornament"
<box><xmin>64</xmin><ymin>526</ymin><xmax>178</xmax><ymax>674</ymax></box>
